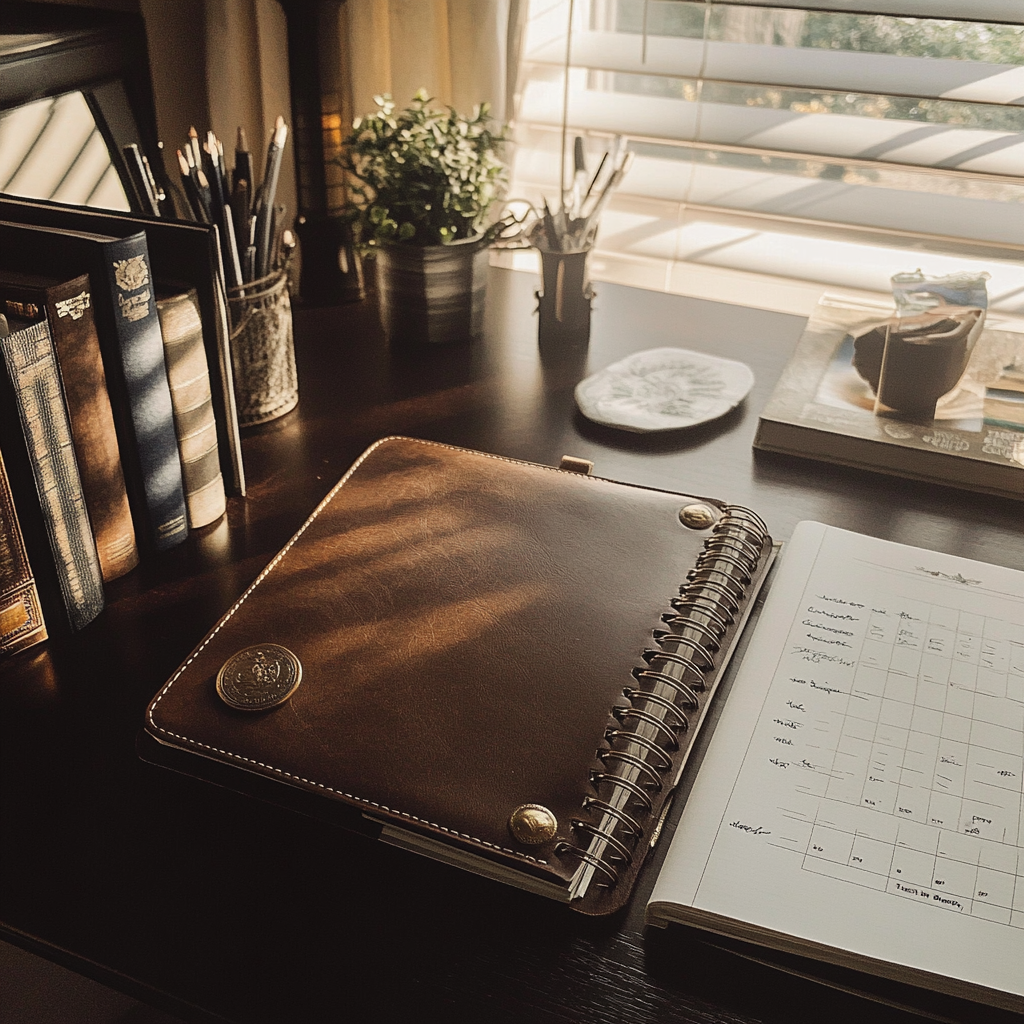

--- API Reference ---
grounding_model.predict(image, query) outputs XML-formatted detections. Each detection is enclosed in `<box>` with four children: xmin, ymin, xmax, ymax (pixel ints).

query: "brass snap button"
<box><xmin>679</xmin><ymin>503</ymin><xmax>717</xmax><ymax>530</ymax></box>
<box><xmin>508</xmin><ymin>804</ymin><xmax>558</xmax><ymax>845</ymax></box>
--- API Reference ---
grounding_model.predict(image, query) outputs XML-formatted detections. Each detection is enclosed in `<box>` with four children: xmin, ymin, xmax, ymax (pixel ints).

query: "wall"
<box><xmin>25</xmin><ymin>0</ymin><xmax>296</xmax><ymax>226</ymax></box>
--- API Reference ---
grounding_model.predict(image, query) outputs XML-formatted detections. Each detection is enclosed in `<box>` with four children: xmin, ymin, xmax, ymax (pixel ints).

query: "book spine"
<box><xmin>560</xmin><ymin>506</ymin><xmax>772</xmax><ymax>899</ymax></box>
<box><xmin>0</xmin><ymin>319</ymin><xmax>104</xmax><ymax>632</ymax></box>
<box><xmin>0</xmin><ymin>446</ymin><xmax>48</xmax><ymax>657</ymax></box>
<box><xmin>5</xmin><ymin>278</ymin><xmax>141</xmax><ymax>581</ymax></box>
<box><xmin>156</xmin><ymin>288</ymin><xmax>226</xmax><ymax>529</ymax></box>
<box><xmin>98</xmin><ymin>234</ymin><xmax>189</xmax><ymax>552</ymax></box>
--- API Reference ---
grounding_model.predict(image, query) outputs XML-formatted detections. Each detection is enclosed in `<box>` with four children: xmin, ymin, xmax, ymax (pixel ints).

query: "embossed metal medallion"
<box><xmin>508</xmin><ymin>804</ymin><xmax>558</xmax><ymax>845</ymax></box>
<box><xmin>679</xmin><ymin>503</ymin><xmax>717</xmax><ymax>530</ymax></box>
<box><xmin>216</xmin><ymin>644</ymin><xmax>302</xmax><ymax>711</ymax></box>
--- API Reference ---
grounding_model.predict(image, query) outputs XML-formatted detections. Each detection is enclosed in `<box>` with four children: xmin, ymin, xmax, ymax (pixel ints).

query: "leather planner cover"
<box><xmin>143</xmin><ymin>437</ymin><xmax>774</xmax><ymax>914</ymax></box>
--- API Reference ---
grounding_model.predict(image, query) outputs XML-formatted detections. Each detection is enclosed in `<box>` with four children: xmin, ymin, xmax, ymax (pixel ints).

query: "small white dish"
<box><xmin>574</xmin><ymin>347</ymin><xmax>755</xmax><ymax>432</ymax></box>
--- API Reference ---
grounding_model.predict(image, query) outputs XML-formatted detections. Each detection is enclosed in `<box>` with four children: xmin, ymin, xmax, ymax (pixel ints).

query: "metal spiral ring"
<box><xmin>696</xmin><ymin>551</ymin><xmax>752</xmax><ymax>585</ymax></box>
<box><xmin>704</xmin><ymin>534</ymin><xmax>762</xmax><ymax>567</ymax></box>
<box><xmin>636</xmin><ymin>669</ymin><xmax>701</xmax><ymax>707</ymax></box>
<box><xmin>642</xmin><ymin>649</ymin><xmax>707</xmax><ymax>690</ymax></box>
<box><xmin>582</xmin><ymin>796</ymin><xmax>644</xmax><ymax>838</ymax></box>
<box><xmin>590</xmin><ymin>771</ymin><xmax>654</xmax><ymax>812</ymax></box>
<box><xmin>660</xmin><ymin>616</ymin><xmax>722</xmax><ymax>649</ymax></box>
<box><xmin>597</xmin><ymin>749</ymin><xmax>664</xmax><ymax>790</ymax></box>
<box><xmin>720</xmin><ymin>505</ymin><xmax>769</xmax><ymax>539</ymax></box>
<box><xmin>680</xmin><ymin>579</ymin><xmax>740</xmax><ymax>616</ymax></box>
<box><xmin>571</xmin><ymin>819</ymin><xmax>635</xmax><ymax>865</ymax></box>
<box><xmin>711</xmin><ymin>520</ymin><xmax>768</xmax><ymax>550</ymax></box>
<box><xmin>605</xmin><ymin>728</ymin><xmax>674</xmax><ymax>771</ymax></box>
<box><xmin>670</xmin><ymin>597</ymin><xmax>733</xmax><ymax>631</ymax></box>
<box><xmin>651</xmin><ymin>633</ymin><xmax>715</xmax><ymax>669</ymax></box>
<box><xmin>614</xmin><ymin>704</ymin><xmax>681</xmax><ymax>747</ymax></box>
<box><xmin>622</xmin><ymin>688</ymin><xmax>689</xmax><ymax>732</ymax></box>
<box><xmin>555</xmin><ymin>842</ymin><xmax>619</xmax><ymax>886</ymax></box>
<box><xmin>687</xmin><ymin>567</ymin><xmax>746</xmax><ymax>601</ymax></box>
<box><xmin>563</xmin><ymin>501</ymin><xmax>768</xmax><ymax>898</ymax></box>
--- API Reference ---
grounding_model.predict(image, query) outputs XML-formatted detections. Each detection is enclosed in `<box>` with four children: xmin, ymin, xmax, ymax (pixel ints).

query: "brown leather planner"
<box><xmin>143</xmin><ymin>437</ymin><xmax>774</xmax><ymax>914</ymax></box>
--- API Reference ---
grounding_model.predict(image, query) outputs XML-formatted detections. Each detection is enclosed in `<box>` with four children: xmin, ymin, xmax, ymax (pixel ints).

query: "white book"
<box><xmin>647</xmin><ymin>522</ymin><xmax>1024</xmax><ymax>1014</ymax></box>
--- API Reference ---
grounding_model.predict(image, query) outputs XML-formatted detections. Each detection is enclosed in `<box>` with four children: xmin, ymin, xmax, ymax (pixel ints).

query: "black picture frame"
<box><xmin>0</xmin><ymin>2</ymin><xmax>167</xmax><ymax>214</ymax></box>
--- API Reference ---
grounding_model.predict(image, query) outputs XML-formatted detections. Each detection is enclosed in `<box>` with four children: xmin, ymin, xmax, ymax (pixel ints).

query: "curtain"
<box><xmin>140</xmin><ymin>0</ymin><xmax>296</xmax><ymax>223</ymax></box>
<box><xmin>342</xmin><ymin>0</ymin><xmax>511</xmax><ymax>124</ymax></box>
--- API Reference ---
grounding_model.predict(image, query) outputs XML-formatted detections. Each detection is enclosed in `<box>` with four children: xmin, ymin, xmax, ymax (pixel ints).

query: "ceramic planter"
<box><xmin>374</xmin><ymin>236</ymin><xmax>489</xmax><ymax>344</ymax></box>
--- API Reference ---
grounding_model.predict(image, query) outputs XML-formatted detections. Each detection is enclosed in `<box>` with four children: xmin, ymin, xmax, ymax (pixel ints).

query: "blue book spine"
<box><xmin>99</xmin><ymin>233</ymin><xmax>188</xmax><ymax>552</ymax></box>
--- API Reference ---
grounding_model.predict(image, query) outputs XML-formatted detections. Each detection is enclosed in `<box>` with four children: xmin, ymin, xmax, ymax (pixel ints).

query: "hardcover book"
<box><xmin>0</xmin><ymin>446</ymin><xmax>47</xmax><ymax>657</ymax></box>
<box><xmin>143</xmin><ymin>436</ymin><xmax>774</xmax><ymax>915</ymax></box>
<box><xmin>0</xmin><ymin>196</ymin><xmax>244</xmax><ymax>496</ymax></box>
<box><xmin>0</xmin><ymin>315</ymin><xmax>104</xmax><ymax>632</ymax></box>
<box><xmin>753</xmin><ymin>294</ymin><xmax>1024</xmax><ymax>500</ymax></box>
<box><xmin>156</xmin><ymin>287</ymin><xmax>226</xmax><ymax>530</ymax></box>
<box><xmin>0</xmin><ymin>269</ymin><xmax>139</xmax><ymax>581</ymax></box>
<box><xmin>0</xmin><ymin>220</ymin><xmax>189</xmax><ymax>553</ymax></box>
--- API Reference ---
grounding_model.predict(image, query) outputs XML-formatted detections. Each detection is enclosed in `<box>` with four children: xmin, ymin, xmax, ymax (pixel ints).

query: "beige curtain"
<box><xmin>138</xmin><ymin>0</ymin><xmax>513</xmax><ymax>221</ymax></box>
<box><xmin>343</xmin><ymin>0</ymin><xmax>511</xmax><ymax>124</ymax></box>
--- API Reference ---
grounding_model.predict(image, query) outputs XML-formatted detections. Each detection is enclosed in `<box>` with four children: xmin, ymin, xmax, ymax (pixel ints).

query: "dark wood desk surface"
<box><xmin>1</xmin><ymin>268</ymin><xmax>1021</xmax><ymax>1024</ymax></box>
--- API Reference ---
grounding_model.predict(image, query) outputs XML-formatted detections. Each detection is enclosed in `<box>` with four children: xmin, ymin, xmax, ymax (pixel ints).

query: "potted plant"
<box><xmin>342</xmin><ymin>90</ymin><xmax>509</xmax><ymax>344</ymax></box>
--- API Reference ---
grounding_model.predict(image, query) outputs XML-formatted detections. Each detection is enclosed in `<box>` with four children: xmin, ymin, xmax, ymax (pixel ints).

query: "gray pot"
<box><xmin>375</xmin><ymin>236</ymin><xmax>489</xmax><ymax>344</ymax></box>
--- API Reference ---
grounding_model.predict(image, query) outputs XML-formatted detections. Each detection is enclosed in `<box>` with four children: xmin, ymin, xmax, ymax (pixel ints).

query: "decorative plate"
<box><xmin>574</xmin><ymin>347</ymin><xmax>755</xmax><ymax>432</ymax></box>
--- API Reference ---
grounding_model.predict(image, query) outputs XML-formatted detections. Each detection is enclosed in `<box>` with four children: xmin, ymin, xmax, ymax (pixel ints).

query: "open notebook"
<box><xmin>648</xmin><ymin>521</ymin><xmax>1024</xmax><ymax>1014</ymax></box>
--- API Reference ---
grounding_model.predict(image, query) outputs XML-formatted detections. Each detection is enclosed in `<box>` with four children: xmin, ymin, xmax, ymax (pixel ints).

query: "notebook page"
<box><xmin>649</xmin><ymin>521</ymin><xmax>1024</xmax><ymax>1003</ymax></box>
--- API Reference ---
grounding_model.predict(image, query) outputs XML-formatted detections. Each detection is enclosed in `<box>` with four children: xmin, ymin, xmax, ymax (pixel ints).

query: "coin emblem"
<box><xmin>508</xmin><ymin>804</ymin><xmax>558</xmax><ymax>845</ymax></box>
<box><xmin>216</xmin><ymin>644</ymin><xmax>302</xmax><ymax>711</ymax></box>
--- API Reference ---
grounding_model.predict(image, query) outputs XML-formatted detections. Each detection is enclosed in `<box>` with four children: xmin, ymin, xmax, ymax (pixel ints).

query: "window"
<box><xmin>508</xmin><ymin>1</ymin><xmax>1024</xmax><ymax>313</ymax></box>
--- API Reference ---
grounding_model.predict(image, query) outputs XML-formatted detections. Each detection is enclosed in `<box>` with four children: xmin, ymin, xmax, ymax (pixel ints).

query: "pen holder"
<box><xmin>227</xmin><ymin>268</ymin><xmax>299</xmax><ymax>426</ymax></box>
<box><xmin>536</xmin><ymin>245</ymin><xmax>593</xmax><ymax>352</ymax></box>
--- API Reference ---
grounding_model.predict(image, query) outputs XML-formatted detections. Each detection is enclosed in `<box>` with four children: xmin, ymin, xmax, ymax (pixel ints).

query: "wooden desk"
<box><xmin>1</xmin><ymin>268</ymin><xmax>1020</xmax><ymax>1024</ymax></box>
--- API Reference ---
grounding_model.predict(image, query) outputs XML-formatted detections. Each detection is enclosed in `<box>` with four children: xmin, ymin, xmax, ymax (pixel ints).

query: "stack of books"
<box><xmin>0</xmin><ymin>195</ymin><xmax>247</xmax><ymax>656</ymax></box>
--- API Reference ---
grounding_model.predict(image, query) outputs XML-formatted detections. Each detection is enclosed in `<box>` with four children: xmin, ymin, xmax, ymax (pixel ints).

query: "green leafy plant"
<box><xmin>342</xmin><ymin>90</ymin><xmax>509</xmax><ymax>247</ymax></box>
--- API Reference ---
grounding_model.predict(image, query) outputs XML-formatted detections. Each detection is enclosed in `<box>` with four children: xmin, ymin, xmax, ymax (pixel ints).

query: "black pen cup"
<box><xmin>536</xmin><ymin>245</ymin><xmax>593</xmax><ymax>351</ymax></box>
<box><xmin>227</xmin><ymin>268</ymin><xmax>299</xmax><ymax>426</ymax></box>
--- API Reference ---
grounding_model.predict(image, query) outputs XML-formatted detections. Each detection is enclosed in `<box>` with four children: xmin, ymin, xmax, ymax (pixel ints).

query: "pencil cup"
<box><xmin>536</xmin><ymin>245</ymin><xmax>593</xmax><ymax>351</ymax></box>
<box><xmin>227</xmin><ymin>268</ymin><xmax>299</xmax><ymax>426</ymax></box>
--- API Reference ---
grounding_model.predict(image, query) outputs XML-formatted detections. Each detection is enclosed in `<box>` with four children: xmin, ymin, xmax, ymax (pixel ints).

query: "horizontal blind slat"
<box><xmin>518</xmin><ymin>81</ymin><xmax>1024</xmax><ymax>175</ymax></box>
<box><xmin>712</xmin><ymin>1</ymin><xmax>1024</xmax><ymax>24</ymax></box>
<box><xmin>525</xmin><ymin>30</ymin><xmax>1024</xmax><ymax>105</ymax></box>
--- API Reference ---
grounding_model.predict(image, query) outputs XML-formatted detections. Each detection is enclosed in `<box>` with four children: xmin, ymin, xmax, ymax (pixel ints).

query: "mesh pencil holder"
<box><xmin>227</xmin><ymin>268</ymin><xmax>298</xmax><ymax>426</ymax></box>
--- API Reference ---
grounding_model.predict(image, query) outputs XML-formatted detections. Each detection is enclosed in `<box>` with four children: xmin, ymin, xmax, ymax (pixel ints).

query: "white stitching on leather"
<box><xmin>147</xmin><ymin>436</ymin><xmax>600</xmax><ymax>866</ymax></box>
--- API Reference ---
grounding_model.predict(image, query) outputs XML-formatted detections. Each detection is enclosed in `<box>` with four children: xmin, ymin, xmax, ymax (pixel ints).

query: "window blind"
<box><xmin>508</xmin><ymin>0</ymin><xmax>1024</xmax><ymax>298</ymax></box>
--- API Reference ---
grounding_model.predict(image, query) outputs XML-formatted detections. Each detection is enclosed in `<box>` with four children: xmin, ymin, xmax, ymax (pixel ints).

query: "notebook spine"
<box><xmin>559</xmin><ymin>505</ymin><xmax>771</xmax><ymax>897</ymax></box>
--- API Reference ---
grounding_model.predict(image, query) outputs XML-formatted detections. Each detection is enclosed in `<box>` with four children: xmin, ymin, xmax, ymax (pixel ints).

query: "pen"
<box><xmin>195</xmin><ymin>166</ymin><xmax>214</xmax><ymax>225</ymax></box>
<box><xmin>234</xmin><ymin>126</ymin><xmax>253</xmax><ymax>201</ymax></box>
<box><xmin>221</xmin><ymin>205</ymin><xmax>244</xmax><ymax>288</ymax></box>
<box><xmin>141</xmin><ymin>154</ymin><xmax>165</xmax><ymax>208</ymax></box>
<box><xmin>255</xmin><ymin>116</ymin><xmax>288</xmax><ymax>277</ymax></box>
<box><xmin>188</xmin><ymin>126</ymin><xmax>203</xmax><ymax>174</ymax></box>
<box><xmin>123</xmin><ymin>144</ymin><xmax>160</xmax><ymax>216</ymax></box>
<box><xmin>177</xmin><ymin>148</ymin><xmax>207</xmax><ymax>222</ymax></box>
<box><xmin>230</xmin><ymin>177</ymin><xmax>250</xmax><ymax>271</ymax></box>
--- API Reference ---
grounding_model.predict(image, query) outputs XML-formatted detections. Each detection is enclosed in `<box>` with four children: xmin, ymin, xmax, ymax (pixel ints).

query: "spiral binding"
<box><xmin>558</xmin><ymin>504</ymin><xmax>770</xmax><ymax>897</ymax></box>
